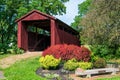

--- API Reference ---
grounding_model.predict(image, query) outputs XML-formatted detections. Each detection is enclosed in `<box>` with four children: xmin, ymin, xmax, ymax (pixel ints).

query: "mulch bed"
<box><xmin>36</xmin><ymin>67</ymin><xmax>74</xmax><ymax>80</ymax></box>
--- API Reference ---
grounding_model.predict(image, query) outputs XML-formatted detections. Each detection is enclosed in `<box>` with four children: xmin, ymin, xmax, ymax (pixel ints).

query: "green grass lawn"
<box><xmin>97</xmin><ymin>76</ymin><xmax>120</xmax><ymax>80</ymax></box>
<box><xmin>3</xmin><ymin>57</ymin><xmax>47</xmax><ymax>80</ymax></box>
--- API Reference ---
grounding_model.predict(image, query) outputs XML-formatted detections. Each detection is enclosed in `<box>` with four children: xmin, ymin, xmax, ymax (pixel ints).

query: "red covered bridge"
<box><xmin>16</xmin><ymin>10</ymin><xmax>80</xmax><ymax>51</ymax></box>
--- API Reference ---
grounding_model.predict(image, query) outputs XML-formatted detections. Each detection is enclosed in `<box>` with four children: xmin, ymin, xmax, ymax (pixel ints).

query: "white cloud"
<box><xmin>55</xmin><ymin>0</ymin><xmax>85</xmax><ymax>25</ymax></box>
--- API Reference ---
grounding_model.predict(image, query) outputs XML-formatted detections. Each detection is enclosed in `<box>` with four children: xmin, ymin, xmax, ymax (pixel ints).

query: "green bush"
<box><xmin>9</xmin><ymin>44</ymin><xmax>24</xmax><ymax>54</ymax></box>
<box><xmin>90</xmin><ymin>52</ymin><xmax>99</xmax><ymax>62</ymax></box>
<box><xmin>78</xmin><ymin>62</ymin><xmax>93</xmax><ymax>70</ymax></box>
<box><xmin>93</xmin><ymin>58</ymin><xmax>106</xmax><ymax>68</ymax></box>
<box><xmin>63</xmin><ymin>59</ymin><xmax>93</xmax><ymax>70</ymax></box>
<box><xmin>0</xmin><ymin>43</ymin><xmax>24</xmax><ymax>54</ymax></box>
<box><xmin>90</xmin><ymin>45</ymin><xmax>114</xmax><ymax>59</ymax></box>
<box><xmin>39</xmin><ymin>55</ymin><xmax>61</xmax><ymax>69</ymax></box>
<box><xmin>116</xmin><ymin>47</ymin><xmax>120</xmax><ymax>57</ymax></box>
<box><xmin>63</xmin><ymin>58</ymin><xmax>79</xmax><ymax>71</ymax></box>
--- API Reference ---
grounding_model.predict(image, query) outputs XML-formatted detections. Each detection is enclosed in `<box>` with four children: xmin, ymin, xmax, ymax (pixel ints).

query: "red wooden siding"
<box><xmin>17</xmin><ymin>21</ymin><xmax>22</xmax><ymax>48</ymax></box>
<box><xmin>50</xmin><ymin>19</ymin><xmax>56</xmax><ymax>45</ymax></box>
<box><xmin>57</xmin><ymin>29</ymin><xmax>79</xmax><ymax>45</ymax></box>
<box><xmin>22</xmin><ymin>12</ymin><xmax>48</xmax><ymax>21</ymax></box>
<box><xmin>17</xmin><ymin>21</ymin><xmax>28</xmax><ymax>50</ymax></box>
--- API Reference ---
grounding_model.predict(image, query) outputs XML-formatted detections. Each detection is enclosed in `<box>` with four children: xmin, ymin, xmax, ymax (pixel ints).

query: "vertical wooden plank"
<box><xmin>54</xmin><ymin>22</ymin><xmax>61</xmax><ymax>44</ymax></box>
<box><xmin>50</xmin><ymin>19</ymin><xmax>56</xmax><ymax>45</ymax></box>
<box><xmin>17</xmin><ymin>21</ymin><xmax>22</xmax><ymax>48</ymax></box>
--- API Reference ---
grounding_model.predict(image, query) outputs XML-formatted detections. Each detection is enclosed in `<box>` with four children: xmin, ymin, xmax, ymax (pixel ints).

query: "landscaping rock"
<box><xmin>36</xmin><ymin>67</ymin><xmax>74</xmax><ymax>80</ymax></box>
<box><xmin>107</xmin><ymin>63</ymin><xmax>119</xmax><ymax>68</ymax></box>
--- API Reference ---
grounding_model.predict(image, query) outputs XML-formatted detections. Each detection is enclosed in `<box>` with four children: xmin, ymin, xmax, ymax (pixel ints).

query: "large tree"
<box><xmin>80</xmin><ymin>0</ymin><xmax>120</xmax><ymax>46</ymax></box>
<box><xmin>17</xmin><ymin>0</ymin><xmax>69</xmax><ymax>18</ymax></box>
<box><xmin>79</xmin><ymin>0</ymin><xmax>120</xmax><ymax>58</ymax></box>
<box><xmin>0</xmin><ymin>0</ymin><xmax>69</xmax><ymax>53</ymax></box>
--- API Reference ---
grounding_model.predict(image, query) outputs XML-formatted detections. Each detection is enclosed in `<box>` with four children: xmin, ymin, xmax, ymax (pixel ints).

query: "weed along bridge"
<box><xmin>16</xmin><ymin>10</ymin><xmax>80</xmax><ymax>51</ymax></box>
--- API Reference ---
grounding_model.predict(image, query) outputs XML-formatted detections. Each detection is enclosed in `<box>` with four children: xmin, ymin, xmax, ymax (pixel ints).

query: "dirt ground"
<box><xmin>0</xmin><ymin>51</ymin><xmax>42</xmax><ymax>69</ymax></box>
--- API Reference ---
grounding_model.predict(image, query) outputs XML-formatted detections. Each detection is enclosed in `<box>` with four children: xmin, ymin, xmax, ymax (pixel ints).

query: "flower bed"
<box><xmin>37</xmin><ymin>44</ymin><xmax>118</xmax><ymax>79</ymax></box>
<box><xmin>37</xmin><ymin>44</ymin><xmax>92</xmax><ymax>79</ymax></box>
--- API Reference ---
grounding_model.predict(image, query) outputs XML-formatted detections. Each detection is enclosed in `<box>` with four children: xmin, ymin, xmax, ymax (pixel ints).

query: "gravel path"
<box><xmin>0</xmin><ymin>52</ymin><xmax>42</xmax><ymax>69</ymax></box>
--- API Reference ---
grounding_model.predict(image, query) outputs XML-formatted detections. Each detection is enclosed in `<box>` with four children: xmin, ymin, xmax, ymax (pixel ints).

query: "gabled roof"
<box><xmin>16</xmin><ymin>10</ymin><xmax>56</xmax><ymax>22</ymax></box>
<box><xmin>16</xmin><ymin>10</ymin><xmax>79</xmax><ymax>35</ymax></box>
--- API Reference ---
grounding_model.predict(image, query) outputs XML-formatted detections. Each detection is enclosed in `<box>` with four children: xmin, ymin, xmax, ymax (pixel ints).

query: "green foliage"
<box><xmin>93</xmin><ymin>58</ymin><xmax>106</xmax><ymax>68</ymax></box>
<box><xmin>79</xmin><ymin>0</ymin><xmax>120</xmax><ymax>59</ymax></box>
<box><xmin>63</xmin><ymin>58</ymin><xmax>78</xmax><ymax>71</ymax></box>
<box><xmin>89</xmin><ymin>45</ymin><xmax>120</xmax><ymax>60</ymax></box>
<box><xmin>7</xmin><ymin>44</ymin><xmax>24</xmax><ymax>54</ymax></box>
<box><xmin>0</xmin><ymin>20</ymin><xmax>10</xmax><ymax>53</ymax></box>
<box><xmin>80</xmin><ymin>0</ymin><xmax>120</xmax><ymax>46</ymax></box>
<box><xmin>78</xmin><ymin>0</ymin><xmax>92</xmax><ymax>16</ymax></box>
<box><xmin>71</xmin><ymin>0</ymin><xmax>92</xmax><ymax>29</ymax></box>
<box><xmin>78</xmin><ymin>62</ymin><xmax>93</xmax><ymax>70</ymax></box>
<box><xmin>72</xmin><ymin>0</ymin><xmax>120</xmax><ymax>59</ymax></box>
<box><xmin>63</xmin><ymin>58</ymin><xmax>93</xmax><ymax>70</ymax></box>
<box><xmin>90</xmin><ymin>45</ymin><xmax>115</xmax><ymax>59</ymax></box>
<box><xmin>116</xmin><ymin>47</ymin><xmax>120</xmax><ymax>57</ymax></box>
<box><xmin>71</xmin><ymin>16</ymin><xmax>82</xmax><ymax>31</ymax></box>
<box><xmin>4</xmin><ymin>57</ymin><xmax>47</xmax><ymax>80</ymax></box>
<box><xmin>39</xmin><ymin>55</ymin><xmax>61</xmax><ymax>69</ymax></box>
<box><xmin>90</xmin><ymin>52</ymin><xmax>99</xmax><ymax>62</ymax></box>
<box><xmin>17</xmin><ymin>0</ymin><xmax>69</xmax><ymax>18</ymax></box>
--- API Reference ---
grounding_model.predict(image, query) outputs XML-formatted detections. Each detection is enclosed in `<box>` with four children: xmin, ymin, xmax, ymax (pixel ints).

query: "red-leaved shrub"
<box><xmin>42</xmin><ymin>44</ymin><xmax>91</xmax><ymax>61</ymax></box>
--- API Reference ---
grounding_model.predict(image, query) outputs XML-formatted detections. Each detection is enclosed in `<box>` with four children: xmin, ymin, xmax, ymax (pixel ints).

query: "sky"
<box><xmin>55</xmin><ymin>0</ymin><xmax>85</xmax><ymax>25</ymax></box>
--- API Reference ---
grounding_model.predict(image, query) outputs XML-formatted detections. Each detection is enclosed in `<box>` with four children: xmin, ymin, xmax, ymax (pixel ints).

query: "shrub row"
<box><xmin>39</xmin><ymin>56</ymin><xmax>93</xmax><ymax>70</ymax></box>
<box><xmin>63</xmin><ymin>59</ymin><xmax>93</xmax><ymax>71</ymax></box>
<box><xmin>39</xmin><ymin>56</ymin><xmax>106</xmax><ymax>70</ymax></box>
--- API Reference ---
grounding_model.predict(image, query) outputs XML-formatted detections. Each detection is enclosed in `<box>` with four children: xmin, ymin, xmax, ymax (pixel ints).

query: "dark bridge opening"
<box><xmin>24</xmin><ymin>20</ymin><xmax>50</xmax><ymax>51</ymax></box>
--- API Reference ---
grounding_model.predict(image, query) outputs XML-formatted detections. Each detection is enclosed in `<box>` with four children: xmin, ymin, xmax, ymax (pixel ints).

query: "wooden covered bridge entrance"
<box><xmin>16</xmin><ymin>10</ymin><xmax>80</xmax><ymax>51</ymax></box>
